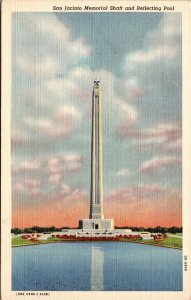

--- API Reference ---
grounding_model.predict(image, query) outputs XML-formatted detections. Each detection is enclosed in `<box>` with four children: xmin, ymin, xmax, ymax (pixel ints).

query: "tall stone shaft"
<box><xmin>90</xmin><ymin>80</ymin><xmax>104</xmax><ymax>219</ymax></box>
<box><xmin>78</xmin><ymin>80</ymin><xmax>113</xmax><ymax>230</ymax></box>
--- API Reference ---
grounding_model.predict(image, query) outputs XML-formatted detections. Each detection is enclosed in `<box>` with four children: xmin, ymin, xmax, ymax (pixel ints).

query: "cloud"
<box><xmin>117</xmin><ymin>122</ymin><xmax>181</xmax><ymax>152</ymax></box>
<box><xmin>47</xmin><ymin>153</ymin><xmax>83</xmax><ymax>174</ymax></box>
<box><xmin>25</xmin><ymin>179</ymin><xmax>41</xmax><ymax>188</ymax></box>
<box><xmin>128</xmin><ymin>45</ymin><xmax>177</xmax><ymax>65</ymax></box>
<box><xmin>12</xmin><ymin>153</ymin><xmax>83</xmax><ymax>204</ymax></box>
<box><xmin>12</xmin><ymin>153</ymin><xmax>83</xmax><ymax>179</ymax></box>
<box><xmin>115</xmin><ymin>14</ymin><xmax>181</xmax><ymax>141</ymax></box>
<box><xmin>126</xmin><ymin>14</ymin><xmax>181</xmax><ymax>69</ymax></box>
<box><xmin>12</xmin><ymin>160</ymin><xmax>40</xmax><ymax>174</ymax></box>
<box><xmin>12</xmin><ymin>14</ymin><xmax>93</xmax><ymax>146</ymax></box>
<box><xmin>107</xmin><ymin>183</ymin><xmax>165</xmax><ymax>201</ymax></box>
<box><xmin>115</xmin><ymin>98</ymin><xmax>138</xmax><ymax>127</ymax></box>
<box><xmin>13</xmin><ymin>182</ymin><xmax>25</xmax><ymax>192</ymax></box>
<box><xmin>123</xmin><ymin>78</ymin><xmax>144</xmax><ymax>102</ymax></box>
<box><xmin>15</xmin><ymin>14</ymin><xmax>91</xmax><ymax>77</ymax></box>
<box><xmin>12</xmin><ymin>185</ymin><xmax>89</xmax><ymax>228</ymax></box>
<box><xmin>11</xmin><ymin>127</ymin><xmax>32</xmax><ymax>149</ymax></box>
<box><xmin>13</xmin><ymin>179</ymin><xmax>41</xmax><ymax>199</ymax></box>
<box><xmin>12</xmin><ymin>182</ymin><xmax>181</xmax><ymax>228</ymax></box>
<box><xmin>61</xmin><ymin>153</ymin><xmax>83</xmax><ymax>173</ymax></box>
<box><xmin>48</xmin><ymin>158</ymin><xmax>61</xmax><ymax>173</ymax></box>
<box><xmin>25</xmin><ymin>104</ymin><xmax>82</xmax><ymax>140</ymax></box>
<box><xmin>45</xmin><ymin>66</ymin><xmax>139</xmax><ymax>125</ymax></box>
<box><xmin>58</xmin><ymin>185</ymin><xmax>86</xmax><ymax>202</ymax></box>
<box><xmin>53</xmin><ymin>105</ymin><xmax>81</xmax><ymax>123</ymax></box>
<box><xmin>17</xmin><ymin>55</ymin><xmax>60</xmax><ymax>78</ymax></box>
<box><xmin>140</xmin><ymin>156</ymin><xmax>181</xmax><ymax>173</ymax></box>
<box><xmin>138</xmin><ymin>183</ymin><xmax>165</xmax><ymax>194</ymax></box>
<box><xmin>48</xmin><ymin>173</ymin><xmax>62</xmax><ymax>185</ymax></box>
<box><xmin>11</xmin><ymin>136</ymin><xmax>27</xmax><ymax>148</ymax></box>
<box><xmin>116</xmin><ymin>168</ymin><xmax>131</xmax><ymax>177</ymax></box>
<box><xmin>59</xmin><ymin>184</ymin><xmax>72</xmax><ymax>196</ymax></box>
<box><xmin>13</xmin><ymin>13</ymin><xmax>140</xmax><ymax>147</ymax></box>
<box><xmin>105</xmin><ymin>186</ymin><xmax>181</xmax><ymax>227</ymax></box>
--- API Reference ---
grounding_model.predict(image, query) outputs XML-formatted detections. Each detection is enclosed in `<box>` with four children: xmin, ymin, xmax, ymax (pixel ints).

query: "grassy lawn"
<box><xmin>47</xmin><ymin>237</ymin><xmax>62</xmax><ymax>242</ymax></box>
<box><xmin>156</xmin><ymin>237</ymin><xmax>182</xmax><ymax>248</ymax></box>
<box><xmin>12</xmin><ymin>236</ymin><xmax>77</xmax><ymax>247</ymax></box>
<box><xmin>12</xmin><ymin>236</ymin><xmax>182</xmax><ymax>249</ymax></box>
<box><xmin>120</xmin><ymin>238</ymin><xmax>138</xmax><ymax>242</ymax></box>
<box><xmin>137</xmin><ymin>237</ymin><xmax>182</xmax><ymax>248</ymax></box>
<box><xmin>12</xmin><ymin>236</ymin><xmax>64</xmax><ymax>247</ymax></box>
<box><xmin>12</xmin><ymin>237</ymin><xmax>37</xmax><ymax>247</ymax></box>
<box><xmin>175</xmin><ymin>233</ymin><xmax>182</xmax><ymax>237</ymax></box>
<box><xmin>36</xmin><ymin>237</ymin><xmax>67</xmax><ymax>244</ymax></box>
<box><xmin>167</xmin><ymin>233</ymin><xmax>182</xmax><ymax>237</ymax></box>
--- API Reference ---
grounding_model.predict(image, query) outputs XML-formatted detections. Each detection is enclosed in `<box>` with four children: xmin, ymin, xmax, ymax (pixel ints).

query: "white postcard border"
<box><xmin>1</xmin><ymin>1</ymin><xmax>191</xmax><ymax>299</ymax></box>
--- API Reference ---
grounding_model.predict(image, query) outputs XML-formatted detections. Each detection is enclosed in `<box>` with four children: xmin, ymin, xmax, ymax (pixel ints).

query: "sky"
<box><xmin>12</xmin><ymin>12</ymin><xmax>182</xmax><ymax>228</ymax></box>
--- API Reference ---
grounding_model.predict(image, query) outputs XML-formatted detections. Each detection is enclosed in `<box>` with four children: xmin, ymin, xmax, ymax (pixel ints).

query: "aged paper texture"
<box><xmin>1</xmin><ymin>0</ymin><xmax>191</xmax><ymax>299</ymax></box>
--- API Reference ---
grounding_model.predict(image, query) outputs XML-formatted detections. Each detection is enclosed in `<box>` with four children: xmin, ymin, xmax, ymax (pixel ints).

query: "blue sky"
<box><xmin>12</xmin><ymin>12</ymin><xmax>182</xmax><ymax>227</ymax></box>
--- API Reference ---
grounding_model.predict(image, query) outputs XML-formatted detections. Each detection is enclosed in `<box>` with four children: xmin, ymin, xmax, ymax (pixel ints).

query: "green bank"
<box><xmin>130</xmin><ymin>236</ymin><xmax>182</xmax><ymax>249</ymax></box>
<box><xmin>12</xmin><ymin>236</ymin><xmax>182</xmax><ymax>249</ymax></box>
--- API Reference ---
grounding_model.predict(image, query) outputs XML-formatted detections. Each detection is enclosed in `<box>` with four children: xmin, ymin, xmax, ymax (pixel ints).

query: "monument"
<box><xmin>79</xmin><ymin>80</ymin><xmax>114</xmax><ymax>231</ymax></box>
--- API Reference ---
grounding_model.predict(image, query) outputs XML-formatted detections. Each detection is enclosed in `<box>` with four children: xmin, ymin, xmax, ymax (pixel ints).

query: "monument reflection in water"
<box><xmin>90</xmin><ymin>245</ymin><xmax>104</xmax><ymax>291</ymax></box>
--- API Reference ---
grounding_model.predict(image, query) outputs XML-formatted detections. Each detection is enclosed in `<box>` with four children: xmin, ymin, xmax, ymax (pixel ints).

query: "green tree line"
<box><xmin>11</xmin><ymin>225</ymin><xmax>182</xmax><ymax>234</ymax></box>
<box><xmin>11</xmin><ymin>226</ymin><xmax>74</xmax><ymax>234</ymax></box>
<box><xmin>115</xmin><ymin>226</ymin><xmax>182</xmax><ymax>233</ymax></box>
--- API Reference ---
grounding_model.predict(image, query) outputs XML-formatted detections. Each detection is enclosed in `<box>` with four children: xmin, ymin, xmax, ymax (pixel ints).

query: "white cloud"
<box><xmin>12</xmin><ymin>160</ymin><xmax>40</xmax><ymax>174</ymax></box>
<box><xmin>17</xmin><ymin>55</ymin><xmax>60</xmax><ymax>77</ymax></box>
<box><xmin>24</xmin><ymin>104</ymin><xmax>82</xmax><ymax>139</ymax></box>
<box><xmin>13</xmin><ymin>182</ymin><xmax>25</xmax><ymax>192</ymax></box>
<box><xmin>46</xmin><ymin>153</ymin><xmax>83</xmax><ymax>175</ymax></box>
<box><xmin>25</xmin><ymin>179</ymin><xmax>41</xmax><ymax>188</ymax></box>
<box><xmin>48</xmin><ymin>158</ymin><xmax>61</xmax><ymax>173</ymax></box>
<box><xmin>116</xmin><ymin>168</ymin><xmax>131</xmax><ymax>177</ymax></box>
<box><xmin>12</xmin><ymin>153</ymin><xmax>84</xmax><ymax>202</ymax></box>
<box><xmin>115</xmin><ymin>98</ymin><xmax>139</xmax><ymax>127</ymax></box>
<box><xmin>140</xmin><ymin>156</ymin><xmax>181</xmax><ymax>173</ymax></box>
<box><xmin>14</xmin><ymin>12</ymin><xmax>140</xmax><ymax>145</ymax></box>
<box><xmin>128</xmin><ymin>45</ymin><xmax>177</xmax><ymax>65</ymax></box>
<box><xmin>61</xmin><ymin>153</ymin><xmax>83</xmax><ymax>173</ymax></box>
<box><xmin>53</xmin><ymin>105</ymin><xmax>81</xmax><ymax>123</ymax></box>
<box><xmin>107</xmin><ymin>183</ymin><xmax>166</xmax><ymax>201</ymax></box>
<box><xmin>15</xmin><ymin>14</ymin><xmax>91</xmax><ymax>77</ymax></box>
<box><xmin>12</xmin><ymin>13</ymin><xmax>182</xmax><ymax>200</ymax></box>
<box><xmin>127</xmin><ymin>14</ymin><xmax>181</xmax><ymax>69</ymax></box>
<box><xmin>48</xmin><ymin>173</ymin><xmax>62</xmax><ymax>185</ymax></box>
<box><xmin>117</xmin><ymin>122</ymin><xmax>181</xmax><ymax>153</ymax></box>
<box><xmin>59</xmin><ymin>184</ymin><xmax>72</xmax><ymax>196</ymax></box>
<box><xmin>115</xmin><ymin>14</ymin><xmax>181</xmax><ymax>141</ymax></box>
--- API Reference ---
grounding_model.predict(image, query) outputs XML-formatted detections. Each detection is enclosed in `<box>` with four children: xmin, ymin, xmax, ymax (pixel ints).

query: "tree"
<box><xmin>168</xmin><ymin>226</ymin><xmax>180</xmax><ymax>234</ymax></box>
<box><xmin>24</xmin><ymin>227</ymin><xmax>33</xmax><ymax>233</ymax></box>
<box><xmin>49</xmin><ymin>226</ymin><xmax>56</xmax><ymax>232</ymax></box>
<box><xmin>11</xmin><ymin>228</ymin><xmax>22</xmax><ymax>235</ymax></box>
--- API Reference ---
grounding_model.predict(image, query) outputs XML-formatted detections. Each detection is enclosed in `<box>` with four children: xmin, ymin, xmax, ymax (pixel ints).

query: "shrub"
<box><xmin>30</xmin><ymin>238</ymin><xmax>37</xmax><ymax>242</ymax></box>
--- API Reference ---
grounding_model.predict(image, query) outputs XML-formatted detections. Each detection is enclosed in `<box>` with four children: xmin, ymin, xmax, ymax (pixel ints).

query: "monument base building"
<box><xmin>79</xmin><ymin>219</ymin><xmax>114</xmax><ymax>230</ymax></box>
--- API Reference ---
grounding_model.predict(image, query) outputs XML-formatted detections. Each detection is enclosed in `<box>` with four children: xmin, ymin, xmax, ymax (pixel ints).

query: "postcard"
<box><xmin>1</xmin><ymin>0</ymin><xmax>191</xmax><ymax>299</ymax></box>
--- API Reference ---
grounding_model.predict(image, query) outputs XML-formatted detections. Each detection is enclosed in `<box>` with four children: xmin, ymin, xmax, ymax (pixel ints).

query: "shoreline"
<box><xmin>126</xmin><ymin>240</ymin><xmax>182</xmax><ymax>250</ymax></box>
<box><xmin>12</xmin><ymin>239</ymin><xmax>182</xmax><ymax>250</ymax></box>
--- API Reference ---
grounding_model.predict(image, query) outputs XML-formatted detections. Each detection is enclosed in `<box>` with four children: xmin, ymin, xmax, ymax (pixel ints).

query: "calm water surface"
<box><xmin>12</xmin><ymin>242</ymin><xmax>182</xmax><ymax>291</ymax></box>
